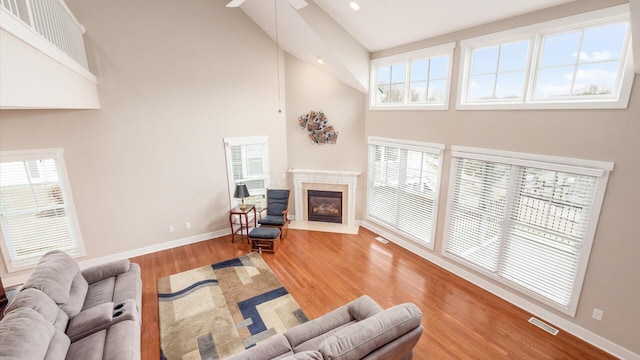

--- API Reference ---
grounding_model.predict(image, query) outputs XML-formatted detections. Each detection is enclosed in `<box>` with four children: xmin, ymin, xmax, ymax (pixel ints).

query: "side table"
<box><xmin>229</xmin><ymin>204</ymin><xmax>257</xmax><ymax>243</ymax></box>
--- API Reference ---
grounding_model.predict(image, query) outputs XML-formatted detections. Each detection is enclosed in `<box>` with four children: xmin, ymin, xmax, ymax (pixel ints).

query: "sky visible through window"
<box><xmin>376</xmin><ymin>56</ymin><xmax>449</xmax><ymax>104</ymax></box>
<box><xmin>467</xmin><ymin>21</ymin><xmax>628</xmax><ymax>102</ymax></box>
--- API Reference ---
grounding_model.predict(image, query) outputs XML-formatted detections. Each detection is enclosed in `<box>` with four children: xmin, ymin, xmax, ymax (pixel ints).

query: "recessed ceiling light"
<box><xmin>317</xmin><ymin>57</ymin><xmax>326</xmax><ymax>65</ymax></box>
<box><xmin>349</xmin><ymin>1</ymin><xmax>360</xmax><ymax>11</ymax></box>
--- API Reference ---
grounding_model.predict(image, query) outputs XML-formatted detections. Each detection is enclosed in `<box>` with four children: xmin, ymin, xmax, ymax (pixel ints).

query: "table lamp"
<box><xmin>234</xmin><ymin>183</ymin><xmax>250</xmax><ymax>210</ymax></box>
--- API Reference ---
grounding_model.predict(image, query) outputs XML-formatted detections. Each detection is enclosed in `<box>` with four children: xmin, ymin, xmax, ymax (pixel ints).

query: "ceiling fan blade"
<box><xmin>287</xmin><ymin>0</ymin><xmax>307</xmax><ymax>10</ymax></box>
<box><xmin>226</xmin><ymin>0</ymin><xmax>245</xmax><ymax>7</ymax></box>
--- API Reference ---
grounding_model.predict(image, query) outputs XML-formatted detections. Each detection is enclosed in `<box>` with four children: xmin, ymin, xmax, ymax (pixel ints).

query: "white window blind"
<box><xmin>224</xmin><ymin>136</ymin><xmax>270</xmax><ymax>210</ymax></box>
<box><xmin>443</xmin><ymin>147</ymin><xmax>613</xmax><ymax>315</ymax></box>
<box><xmin>0</xmin><ymin>149</ymin><xmax>84</xmax><ymax>272</ymax></box>
<box><xmin>367</xmin><ymin>137</ymin><xmax>444</xmax><ymax>248</ymax></box>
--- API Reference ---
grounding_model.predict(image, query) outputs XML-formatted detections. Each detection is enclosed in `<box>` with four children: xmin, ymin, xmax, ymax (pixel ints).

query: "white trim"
<box><xmin>451</xmin><ymin>145</ymin><xmax>615</xmax><ymax>173</ymax></box>
<box><xmin>289</xmin><ymin>169</ymin><xmax>360</xmax><ymax>227</ymax></box>
<box><xmin>0</xmin><ymin>148</ymin><xmax>85</xmax><ymax>272</ymax></box>
<box><xmin>370</xmin><ymin>42</ymin><xmax>456</xmax><ymax>111</ymax></box>
<box><xmin>223</xmin><ymin>135</ymin><xmax>269</xmax><ymax>147</ymax></box>
<box><xmin>456</xmin><ymin>4</ymin><xmax>634</xmax><ymax>110</ymax></box>
<box><xmin>360</xmin><ymin>220</ymin><xmax>640</xmax><ymax>360</ymax></box>
<box><xmin>368</xmin><ymin>136</ymin><xmax>445</xmax><ymax>154</ymax></box>
<box><xmin>223</xmin><ymin>136</ymin><xmax>271</xmax><ymax>209</ymax></box>
<box><xmin>366</xmin><ymin>137</ymin><xmax>445</xmax><ymax>250</ymax></box>
<box><xmin>443</xmin><ymin>146</ymin><xmax>614</xmax><ymax>316</ymax></box>
<box><xmin>0</xmin><ymin>9</ymin><xmax>96</xmax><ymax>83</ymax></box>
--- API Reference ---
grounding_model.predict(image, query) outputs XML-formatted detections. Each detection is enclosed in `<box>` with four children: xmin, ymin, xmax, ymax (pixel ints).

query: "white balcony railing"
<box><xmin>1</xmin><ymin>0</ymin><xmax>88</xmax><ymax>69</ymax></box>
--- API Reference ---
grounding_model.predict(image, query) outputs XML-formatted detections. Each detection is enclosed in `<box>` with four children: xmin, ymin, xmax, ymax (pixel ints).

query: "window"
<box><xmin>0</xmin><ymin>148</ymin><xmax>84</xmax><ymax>272</ymax></box>
<box><xmin>223</xmin><ymin>136</ymin><xmax>270</xmax><ymax>210</ymax></box>
<box><xmin>370</xmin><ymin>43</ymin><xmax>455</xmax><ymax>110</ymax></box>
<box><xmin>443</xmin><ymin>146</ymin><xmax>613</xmax><ymax>315</ymax></box>
<box><xmin>367</xmin><ymin>137</ymin><xmax>444</xmax><ymax>248</ymax></box>
<box><xmin>457</xmin><ymin>5</ymin><xmax>634</xmax><ymax>109</ymax></box>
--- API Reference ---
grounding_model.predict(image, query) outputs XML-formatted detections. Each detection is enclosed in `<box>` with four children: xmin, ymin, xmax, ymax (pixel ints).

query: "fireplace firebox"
<box><xmin>307</xmin><ymin>190</ymin><xmax>342</xmax><ymax>224</ymax></box>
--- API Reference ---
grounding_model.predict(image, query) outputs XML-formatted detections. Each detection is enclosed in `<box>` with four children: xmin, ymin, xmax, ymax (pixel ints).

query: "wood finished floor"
<box><xmin>132</xmin><ymin>228</ymin><xmax>615</xmax><ymax>360</ymax></box>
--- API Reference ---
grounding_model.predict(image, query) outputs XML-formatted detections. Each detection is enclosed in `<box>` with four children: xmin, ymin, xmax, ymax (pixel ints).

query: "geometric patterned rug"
<box><xmin>158</xmin><ymin>252</ymin><xmax>308</xmax><ymax>360</ymax></box>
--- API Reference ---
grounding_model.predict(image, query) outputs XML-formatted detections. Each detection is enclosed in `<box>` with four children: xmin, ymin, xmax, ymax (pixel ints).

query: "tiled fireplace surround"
<box><xmin>289</xmin><ymin>169</ymin><xmax>360</xmax><ymax>226</ymax></box>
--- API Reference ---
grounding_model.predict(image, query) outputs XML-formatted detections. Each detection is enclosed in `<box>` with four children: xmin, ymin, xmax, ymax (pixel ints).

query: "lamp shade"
<box><xmin>233</xmin><ymin>184</ymin><xmax>250</xmax><ymax>199</ymax></box>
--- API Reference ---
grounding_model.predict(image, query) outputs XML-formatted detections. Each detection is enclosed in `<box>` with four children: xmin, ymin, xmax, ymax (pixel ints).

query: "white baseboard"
<box><xmin>2</xmin><ymin>229</ymin><xmax>230</xmax><ymax>288</ymax></box>
<box><xmin>359</xmin><ymin>220</ymin><xmax>640</xmax><ymax>360</ymax></box>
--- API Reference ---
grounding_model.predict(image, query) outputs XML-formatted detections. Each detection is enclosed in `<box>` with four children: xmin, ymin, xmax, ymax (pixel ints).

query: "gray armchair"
<box><xmin>258</xmin><ymin>189</ymin><xmax>290</xmax><ymax>239</ymax></box>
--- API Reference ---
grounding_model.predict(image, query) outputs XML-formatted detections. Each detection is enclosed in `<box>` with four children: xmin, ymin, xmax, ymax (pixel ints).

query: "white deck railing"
<box><xmin>1</xmin><ymin>0</ymin><xmax>88</xmax><ymax>69</ymax></box>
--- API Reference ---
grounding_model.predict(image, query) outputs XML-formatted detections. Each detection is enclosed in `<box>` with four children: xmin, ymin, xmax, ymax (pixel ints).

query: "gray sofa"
<box><xmin>227</xmin><ymin>295</ymin><xmax>423</xmax><ymax>360</ymax></box>
<box><xmin>0</xmin><ymin>250</ymin><xmax>142</xmax><ymax>360</ymax></box>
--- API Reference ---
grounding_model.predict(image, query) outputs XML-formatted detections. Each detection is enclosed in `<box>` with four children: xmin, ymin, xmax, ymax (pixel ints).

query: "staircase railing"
<box><xmin>1</xmin><ymin>0</ymin><xmax>88</xmax><ymax>69</ymax></box>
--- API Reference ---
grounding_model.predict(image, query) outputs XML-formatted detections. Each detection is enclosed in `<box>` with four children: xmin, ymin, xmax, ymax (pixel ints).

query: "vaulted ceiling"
<box><xmin>229</xmin><ymin>0</ymin><xmax>639</xmax><ymax>93</ymax></box>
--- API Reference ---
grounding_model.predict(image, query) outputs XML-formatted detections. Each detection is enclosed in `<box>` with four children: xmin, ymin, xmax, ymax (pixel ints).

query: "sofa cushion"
<box><xmin>60</xmin><ymin>272</ymin><xmax>89</xmax><ymax>316</ymax></box>
<box><xmin>0</xmin><ymin>307</ymin><xmax>69</xmax><ymax>360</ymax></box>
<box><xmin>4</xmin><ymin>288</ymin><xmax>69</xmax><ymax>332</ymax></box>
<box><xmin>22</xmin><ymin>250</ymin><xmax>81</xmax><ymax>304</ymax></box>
<box><xmin>45</xmin><ymin>329</ymin><xmax>72</xmax><ymax>360</ymax></box>
<box><xmin>66</xmin><ymin>329</ymin><xmax>106</xmax><ymax>360</ymax></box>
<box><xmin>103</xmin><ymin>320</ymin><xmax>141</xmax><ymax>360</ymax></box>
<box><xmin>83</xmin><ymin>277</ymin><xmax>116</xmax><ymax>311</ymax></box>
<box><xmin>318</xmin><ymin>303</ymin><xmax>422</xmax><ymax>360</ymax></box>
<box><xmin>226</xmin><ymin>334</ymin><xmax>293</xmax><ymax>360</ymax></box>
<box><xmin>279</xmin><ymin>351</ymin><xmax>324</xmax><ymax>360</ymax></box>
<box><xmin>113</xmin><ymin>263</ymin><xmax>142</xmax><ymax>312</ymax></box>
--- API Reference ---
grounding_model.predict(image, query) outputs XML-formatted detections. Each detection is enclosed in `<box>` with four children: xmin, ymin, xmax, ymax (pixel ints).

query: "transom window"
<box><xmin>370</xmin><ymin>43</ymin><xmax>455</xmax><ymax>110</ymax></box>
<box><xmin>457</xmin><ymin>5</ymin><xmax>634</xmax><ymax>110</ymax></box>
<box><xmin>443</xmin><ymin>146</ymin><xmax>613</xmax><ymax>315</ymax></box>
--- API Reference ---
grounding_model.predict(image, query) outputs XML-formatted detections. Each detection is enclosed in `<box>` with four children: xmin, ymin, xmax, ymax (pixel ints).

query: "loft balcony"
<box><xmin>0</xmin><ymin>0</ymin><xmax>99</xmax><ymax>109</ymax></box>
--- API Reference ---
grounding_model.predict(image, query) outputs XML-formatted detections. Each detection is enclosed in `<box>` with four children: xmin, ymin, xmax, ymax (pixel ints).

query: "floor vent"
<box><xmin>528</xmin><ymin>317</ymin><xmax>559</xmax><ymax>335</ymax></box>
<box><xmin>375</xmin><ymin>236</ymin><xmax>389</xmax><ymax>244</ymax></box>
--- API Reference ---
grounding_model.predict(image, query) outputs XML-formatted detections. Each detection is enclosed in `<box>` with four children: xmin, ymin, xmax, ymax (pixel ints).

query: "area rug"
<box><xmin>158</xmin><ymin>252</ymin><xmax>308</xmax><ymax>360</ymax></box>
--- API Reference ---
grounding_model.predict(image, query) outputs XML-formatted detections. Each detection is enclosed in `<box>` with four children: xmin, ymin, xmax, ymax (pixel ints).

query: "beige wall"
<box><xmin>0</xmin><ymin>0</ymin><xmax>289</xmax><ymax>278</ymax></box>
<box><xmin>284</xmin><ymin>54</ymin><xmax>367</xmax><ymax>219</ymax></box>
<box><xmin>367</xmin><ymin>0</ymin><xmax>640</xmax><ymax>354</ymax></box>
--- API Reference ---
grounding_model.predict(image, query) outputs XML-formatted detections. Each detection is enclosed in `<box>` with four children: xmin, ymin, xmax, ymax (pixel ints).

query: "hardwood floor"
<box><xmin>132</xmin><ymin>228</ymin><xmax>615</xmax><ymax>360</ymax></box>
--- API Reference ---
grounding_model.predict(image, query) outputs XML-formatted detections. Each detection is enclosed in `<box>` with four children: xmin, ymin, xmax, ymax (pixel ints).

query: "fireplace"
<box><xmin>307</xmin><ymin>190</ymin><xmax>342</xmax><ymax>224</ymax></box>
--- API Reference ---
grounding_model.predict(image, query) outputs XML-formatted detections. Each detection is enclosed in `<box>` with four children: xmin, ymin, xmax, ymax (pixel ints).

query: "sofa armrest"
<box><xmin>318</xmin><ymin>303</ymin><xmax>422</xmax><ymax>360</ymax></box>
<box><xmin>81</xmin><ymin>259</ymin><xmax>131</xmax><ymax>284</ymax></box>
<box><xmin>66</xmin><ymin>302</ymin><xmax>114</xmax><ymax>342</ymax></box>
<box><xmin>66</xmin><ymin>299</ymin><xmax>138</xmax><ymax>342</ymax></box>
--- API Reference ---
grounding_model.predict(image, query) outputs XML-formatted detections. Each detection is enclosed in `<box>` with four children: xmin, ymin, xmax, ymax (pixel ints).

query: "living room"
<box><xmin>0</xmin><ymin>0</ymin><xmax>638</xmax><ymax>359</ymax></box>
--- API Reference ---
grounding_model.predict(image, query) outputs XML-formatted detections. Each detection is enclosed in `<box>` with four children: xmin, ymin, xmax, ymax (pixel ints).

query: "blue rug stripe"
<box><xmin>211</xmin><ymin>257</ymin><xmax>245</xmax><ymax>270</ymax></box>
<box><xmin>237</xmin><ymin>287</ymin><xmax>289</xmax><ymax>335</ymax></box>
<box><xmin>158</xmin><ymin>279</ymin><xmax>219</xmax><ymax>300</ymax></box>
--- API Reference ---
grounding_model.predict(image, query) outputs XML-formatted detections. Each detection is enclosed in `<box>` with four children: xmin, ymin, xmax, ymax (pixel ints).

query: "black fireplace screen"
<box><xmin>307</xmin><ymin>190</ymin><xmax>342</xmax><ymax>224</ymax></box>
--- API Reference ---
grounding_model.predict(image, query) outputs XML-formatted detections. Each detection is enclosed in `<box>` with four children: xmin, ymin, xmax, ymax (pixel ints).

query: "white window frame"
<box><xmin>0</xmin><ymin>148</ymin><xmax>85</xmax><ymax>272</ymax></box>
<box><xmin>366</xmin><ymin>137</ymin><xmax>445</xmax><ymax>249</ymax></box>
<box><xmin>370</xmin><ymin>42</ymin><xmax>456</xmax><ymax>110</ymax></box>
<box><xmin>442</xmin><ymin>146</ymin><xmax>613</xmax><ymax>315</ymax></box>
<box><xmin>223</xmin><ymin>136</ymin><xmax>271</xmax><ymax>211</ymax></box>
<box><xmin>457</xmin><ymin>4</ymin><xmax>634</xmax><ymax>110</ymax></box>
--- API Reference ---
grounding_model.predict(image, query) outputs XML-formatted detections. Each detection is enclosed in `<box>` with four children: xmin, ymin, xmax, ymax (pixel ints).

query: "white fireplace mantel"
<box><xmin>289</xmin><ymin>169</ymin><xmax>360</xmax><ymax>226</ymax></box>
